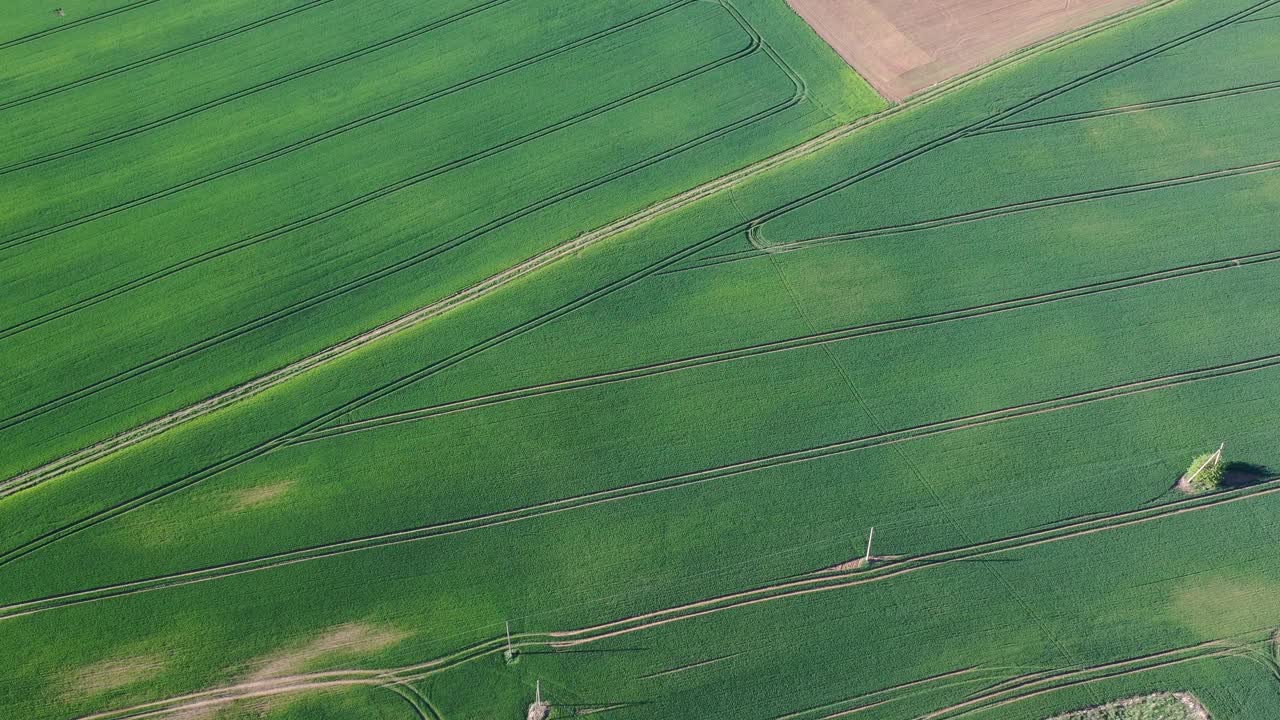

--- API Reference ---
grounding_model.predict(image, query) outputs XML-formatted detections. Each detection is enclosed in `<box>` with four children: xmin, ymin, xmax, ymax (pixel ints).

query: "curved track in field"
<box><xmin>683</xmin><ymin>153</ymin><xmax>1280</xmax><ymax>272</ymax></box>
<box><xmin>0</xmin><ymin>0</ymin><xmax>517</xmax><ymax>177</ymax></box>
<box><xmin>0</xmin><ymin>0</ymin><xmax>340</xmax><ymax>114</ymax></box>
<box><xmin>296</xmin><ymin>242</ymin><xmax>1280</xmax><ymax>444</ymax></box>
<box><xmin>0</xmin><ymin>0</ymin><xmax>1195</xmax><ymax>513</ymax></box>
<box><xmin>733</xmin><ymin>157</ymin><xmax>1280</xmax><ymax>257</ymax></box>
<box><xmin>0</xmin><ymin>0</ymin><xmax>169</xmax><ymax>51</ymax></box>
<box><xmin>660</xmin><ymin>0</ymin><xmax>1280</xmax><ymax>273</ymax></box>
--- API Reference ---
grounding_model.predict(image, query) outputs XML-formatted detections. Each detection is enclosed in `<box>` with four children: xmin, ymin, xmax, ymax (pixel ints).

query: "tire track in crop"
<box><xmin>739</xmin><ymin>157</ymin><xmax>1280</xmax><ymax>256</ymax></box>
<box><xmin>296</xmin><ymin>245</ymin><xmax>1280</xmax><ymax>444</ymax></box>
<box><xmin>0</xmin><ymin>0</ymin><xmax>340</xmax><ymax>114</ymax></box>
<box><xmin>381</xmin><ymin>682</ymin><xmax>436</xmax><ymax>720</ymax></box>
<box><xmin>33</xmin><ymin>489</ymin><xmax>1280</xmax><ymax>720</ymax></box>
<box><xmin>0</xmin><ymin>0</ymin><xmax>1208</xmax><ymax>513</ymax></box>
<box><xmin>68</xmin><ymin>633</ymin><xmax>1247</xmax><ymax>720</ymax></box>
<box><xmin>661</xmin><ymin>0</ymin><xmax>1280</xmax><ymax>274</ymax></box>
<box><xmin>0</xmin><ymin>0</ymin><xmax>805</xmax><ymax>501</ymax></box>
<box><xmin>772</xmin><ymin>667</ymin><xmax>988</xmax><ymax>720</ymax></box>
<box><xmin>0</xmin><ymin>0</ymin><xmax>517</xmax><ymax>178</ymax></box>
<box><xmin>0</xmin><ymin>6</ymin><xmax>756</xmax><ymax>340</ymax></box>
<box><xmin>0</xmin><ymin>88</ymin><xmax>800</xmax><ymax>443</ymax></box>
<box><xmin>0</xmin><ymin>207</ymin><xmax>759</xmax><ymax>563</ymax></box>
<box><xmin>7</xmin><ymin>356</ymin><xmax>1280</xmax><ymax>621</ymax></box>
<box><xmin>543</xmin><ymin>482</ymin><xmax>1280</xmax><ymax>648</ymax></box>
<box><xmin>76</xmin><ymin>634</ymin><xmax>515</xmax><ymax>720</ymax></box>
<box><xmin>0</xmin><ymin>0</ymin><xmax>167</xmax><ymax>51</ymax></box>
<box><xmin>638</xmin><ymin>652</ymin><xmax>742</xmax><ymax>680</ymax></box>
<box><xmin>0</xmin><ymin>0</ymin><xmax>696</xmax><ymax>256</ymax></box>
<box><xmin>0</xmin><ymin>7</ymin><xmax>773</xmax><ymax>438</ymax></box>
<box><xmin>917</xmin><ymin>637</ymin><xmax>1267</xmax><ymax>720</ymax></box>
<box><xmin>1238</xmin><ymin>12</ymin><xmax>1280</xmax><ymax>23</ymax></box>
<box><xmin>967</xmin><ymin>78</ymin><xmax>1280</xmax><ymax>136</ymax></box>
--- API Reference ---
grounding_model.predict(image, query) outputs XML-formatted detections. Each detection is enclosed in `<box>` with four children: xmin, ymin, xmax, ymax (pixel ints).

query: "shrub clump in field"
<box><xmin>1181</xmin><ymin>449</ymin><xmax>1224</xmax><ymax>494</ymax></box>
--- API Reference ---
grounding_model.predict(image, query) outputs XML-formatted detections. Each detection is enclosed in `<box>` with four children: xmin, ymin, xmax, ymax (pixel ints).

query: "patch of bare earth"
<box><xmin>786</xmin><ymin>0</ymin><xmax>1151</xmax><ymax>101</ymax></box>
<box><xmin>226</xmin><ymin>480</ymin><xmax>294</xmax><ymax>512</ymax></box>
<box><xmin>180</xmin><ymin>622</ymin><xmax>408</xmax><ymax>719</ymax></box>
<box><xmin>64</xmin><ymin>654</ymin><xmax>168</xmax><ymax>698</ymax></box>
<box><xmin>826</xmin><ymin>554</ymin><xmax>902</xmax><ymax>572</ymax></box>
<box><xmin>247</xmin><ymin>621</ymin><xmax>406</xmax><ymax>681</ymax></box>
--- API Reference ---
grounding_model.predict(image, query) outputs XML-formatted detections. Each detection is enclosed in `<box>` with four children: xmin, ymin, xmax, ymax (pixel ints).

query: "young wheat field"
<box><xmin>2</xmin><ymin>0</ymin><xmax>1279</xmax><ymax>718</ymax></box>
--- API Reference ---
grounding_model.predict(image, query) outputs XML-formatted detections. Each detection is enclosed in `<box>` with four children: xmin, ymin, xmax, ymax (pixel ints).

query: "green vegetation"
<box><xmin>1184</xmin><ymin>451</ymin><xmax>1224</xmax><ymax>493</ymax></box>
<box><xmin>4</xmin><ymin>0</ymin><xmax>1280</xmax><ymax>719</ymax></box>
<box><xmin>0</xmin><ymin>0</ymin><xmax>884</xmax><ymax>480</ymax></box>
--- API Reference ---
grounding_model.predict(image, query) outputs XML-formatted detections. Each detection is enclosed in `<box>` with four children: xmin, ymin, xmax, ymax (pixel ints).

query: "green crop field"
<box><xmin>3</xmin><ymin>0</ymin><xmax>1280</xmax><ymax>719</ymax></box>
<box><xmin>0</xmin><ymin>0</ymin><xmax>883</xmax><ymax>482</ymax></box>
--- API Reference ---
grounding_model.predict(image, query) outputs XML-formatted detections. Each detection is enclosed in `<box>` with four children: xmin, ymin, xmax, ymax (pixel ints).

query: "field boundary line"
<box><xmin>0</xmin><ymin>0</ymin><xmax>1186</xmax><ymax>501</ymax></box>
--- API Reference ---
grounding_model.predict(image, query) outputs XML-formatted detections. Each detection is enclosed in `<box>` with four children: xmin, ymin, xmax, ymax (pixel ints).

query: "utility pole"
<box><xmin>536</xmin><ymin>680</ymin><xmax>542</xmax><ymax>706</ymax></box>
<box><xmin>864</xmin><ymin>526</ymin><xmax>875</xmax><ymax>566</ymax></box>
<box><xmin>506</xmin><ymin>621</ymin><xmax>512</xmax><ymax>655</ymax></box>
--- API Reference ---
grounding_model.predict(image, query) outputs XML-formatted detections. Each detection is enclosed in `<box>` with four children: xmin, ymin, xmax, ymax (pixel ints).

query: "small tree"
<box><xmin>1183</xmin><ymin>446</ymin><xmax>1224</xmax><ymax>493</ymax></box>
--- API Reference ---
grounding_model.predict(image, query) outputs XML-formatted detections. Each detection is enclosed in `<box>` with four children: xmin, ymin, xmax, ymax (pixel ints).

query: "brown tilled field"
<box><xmin>787</xmin><ymin>0</ymin><xmax>1150</xmax><ymax>101</ymax></box>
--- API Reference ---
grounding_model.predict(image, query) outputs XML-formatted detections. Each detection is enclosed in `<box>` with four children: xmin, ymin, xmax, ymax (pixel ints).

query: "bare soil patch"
<box><xmin>65</xmin><ymin>654</ymin><xmax>167</xmax><ymax>698</ymax></box>
<box><xmin>246</xmin><ymin>623</ymin><xmax>407</xmax><ymax>684</ymax></box>
<box><xmin>787</xmin><ymin>0</ymin><xmax>1150</xmax><ymax>101</ymax></box>
<box><xmin>226</xmin><ymin>480</ymin><xmax>295</xmax><ymax>512</ymax></box>
<box><xmin>220</xmin><ymin>622</ymin><xmax>408</xmax><ymax>717</ymax></box>
<box><xmin>827</xmin><ymin>554</ymin><xmax>902</xmax><ymax>572</ymax></box>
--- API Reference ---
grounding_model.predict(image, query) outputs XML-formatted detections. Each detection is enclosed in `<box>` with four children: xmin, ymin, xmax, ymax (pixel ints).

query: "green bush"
<box><xmin>1184</xmin><ymin>452</ymin><xmax>1224</xmax><ymax>492</ymax></box>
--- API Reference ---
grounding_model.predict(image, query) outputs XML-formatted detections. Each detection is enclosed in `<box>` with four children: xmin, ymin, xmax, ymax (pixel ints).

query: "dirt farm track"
<box><xmin>787</xmin><ymin>0</ymin><xmax>1150</xmax><ymax>100</ymax></box>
